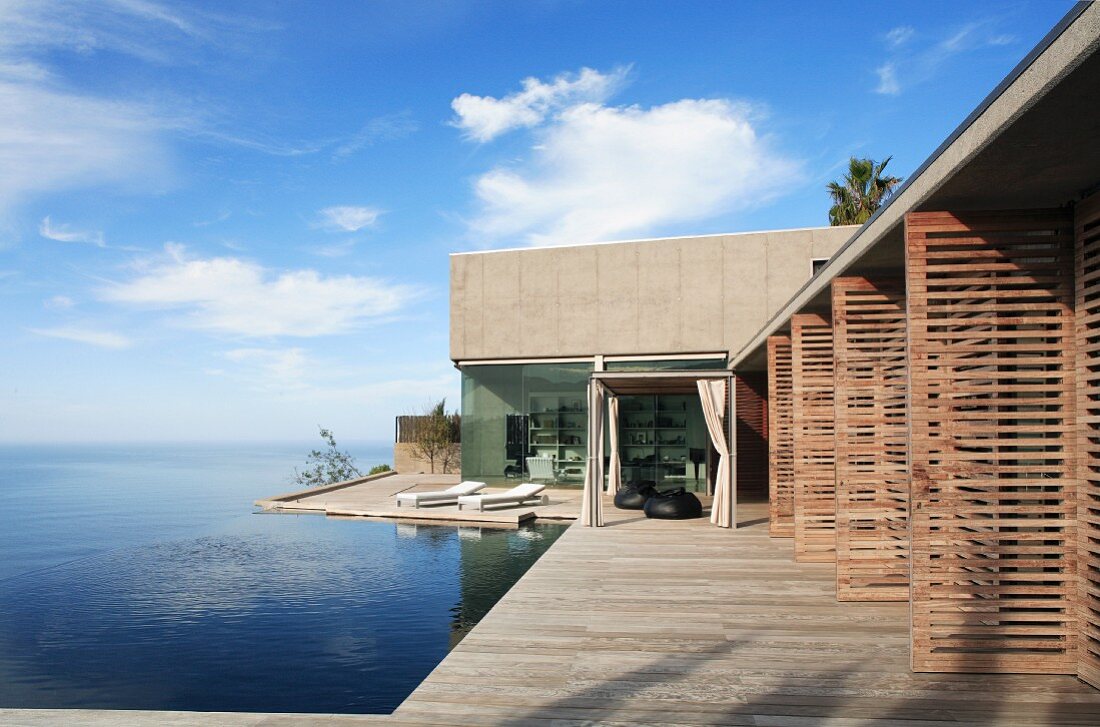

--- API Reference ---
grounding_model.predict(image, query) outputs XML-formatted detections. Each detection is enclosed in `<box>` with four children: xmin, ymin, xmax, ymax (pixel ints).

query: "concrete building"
<box><xmin>451</xmin><ymin>226</ymin><xmax>854</xmax><ymax>488</ymax></box>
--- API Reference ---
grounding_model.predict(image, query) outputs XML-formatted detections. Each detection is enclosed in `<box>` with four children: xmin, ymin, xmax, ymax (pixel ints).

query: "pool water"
<box><xmin>0</xmin><ymin>443</ymin><xmax>567</xmax><ymax>713</ymax></box>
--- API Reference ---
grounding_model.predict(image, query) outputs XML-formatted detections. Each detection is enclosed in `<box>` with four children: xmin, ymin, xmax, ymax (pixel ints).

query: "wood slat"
<box><xmin>792</xmin><ymin>313</ymin><xmax>836</xmax><ymax>563</ymax></box>
<box><xmin>1076</xmin><ymin>191</ymin><xmax>1100</xmax><ymax>690</ymax></box>
<box><xmin>906</xmin><ymin>209</ymin><xmax>1078</xmax><ymax>675</ymax></box>
<box><xmin>736</xmin><ymin>373</ymin><xmax>769</xmax><ymax>500</ymax></box>
<box><xmin>767</xmin><ymin>335</ymin><xmax>795</xmax><ymax>537</ymax></box>
<box><xmin>833</xmin><ymin>276</ymin><xmax>910</xmax><ymax>602</ymax></box>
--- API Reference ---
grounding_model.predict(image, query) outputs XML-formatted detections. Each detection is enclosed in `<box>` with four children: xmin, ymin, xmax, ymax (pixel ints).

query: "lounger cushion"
<box><xmin>396</xmin><ymin>481</ymin><xmax>486</xmax><ymax>503</ymax></box>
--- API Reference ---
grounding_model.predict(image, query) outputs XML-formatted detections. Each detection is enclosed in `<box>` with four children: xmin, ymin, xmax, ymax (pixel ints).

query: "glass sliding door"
<box><xmin>618</xmin><ymin>393</ymin><xmax>708</xmax><ymax>493</ymax></box>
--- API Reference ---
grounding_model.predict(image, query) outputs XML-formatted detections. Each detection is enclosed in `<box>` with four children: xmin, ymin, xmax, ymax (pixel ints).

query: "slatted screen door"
<box><xmin>832</xmin><ymin>276</ymin><xmax>910</xmax><ymax>602</ymax></box>
<box><xmin>907</xmin><ymin>209</ymin><xmax>1077</xmax><ymax>674</ymax></box>
<box><xmin>791</xmin><ymin>313</ymin><xmax>836</xmax><ymax>563</ymax></box>
<box><xmin>1076</xmin><ymin>193</ymin><xmax>1100</xmax><ymax>689</ymax></box>
<box><xmin>767</xmin><ymin>334</ymin><xmax>795</xmax><ymax>537</ymax></box>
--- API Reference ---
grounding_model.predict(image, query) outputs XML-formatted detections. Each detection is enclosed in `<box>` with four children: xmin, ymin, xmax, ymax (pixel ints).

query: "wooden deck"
<box><xmin>256</xmin><ymin>473</ymin><xmax>583</xmax><ymax>526</ymax></box>
<box><xmin>394</xmin><ymin>499</ymin><xmax>1100</xmax><ymax>726</ymax></box>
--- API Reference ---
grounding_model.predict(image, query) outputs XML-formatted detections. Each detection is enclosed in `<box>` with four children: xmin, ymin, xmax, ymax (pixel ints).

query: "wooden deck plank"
<box><xmin>396</xmin><ymin>500</ymin><xmax>1100</xmax><ymax>725</ymax></box>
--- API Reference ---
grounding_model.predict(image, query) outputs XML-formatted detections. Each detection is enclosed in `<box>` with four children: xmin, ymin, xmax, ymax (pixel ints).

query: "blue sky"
<box><xmin>0</xmin><ymin>0</ymin><xmax>1074</xmax><ymax>443</ymax></box>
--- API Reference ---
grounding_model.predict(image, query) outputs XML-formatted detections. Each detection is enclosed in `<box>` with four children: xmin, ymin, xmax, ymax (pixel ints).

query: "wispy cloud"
<box><xmin>873</xmin><ymin>19</ymin><xmax>1018</xmax><ymax>96</ymax></box>
<box><xmin>874</xmin><ymin>63</ymin><xmax>900</xmax><ymax>96</ymax></box>
<box><xmin>218</xmin><ymin>347</ymin><xmax>458</xmax><ymax>405</ymax></box>
<box><xmin>452</xmin><ymin>66</ymin><xmax>630</xmax><ymax>142</ymax></box>
<box><xmin>885</xmin><ymin>26</ymin><xmax>915</xmax><ymax>49</ymax></box>
<box><xmin>461</xmin><ymin>78</ymin><xmax>801</xmax><ymax>246</ymax></box>
<box><xmin>309</xmin><ymin>240</ymin><xmax>357</xmax><ymax>258</ymax></box>
<box><xmin>224</xmin><ymin>347</ymin><xmax>310</xmax><ymax>391</ymax></box>
<box><xmin>0</xmin><ymin>80</ymin><xmax>173</xmax><ymax>219</ymax></box>
<box><xmin>0</xmin><ymin>1</ymin><xmax>283</xmax><ymax>218</ymax></box>
<box><xmin>44</xmin><ymin>295</ymin><xmax>74</xmax><ymax>309</ymax></box>
<box><xmin>193</xmin><ymin>210</ymin><xmax>231</xmax><ymax>228</ymax></box>
<box><xmin>0</xmin><ymin>1</ymin><xmax>229</xmax><ymax>218</ymax></box>
<box><xmin>30</xmin><ymin>326</ymin><xmax>131</xmax><ymax>349</ymax></box>
<box><xmin>38</xmin><ymin>217</ymin><xmax>106</xmax><ymax>247</ymax></box>
<box><xmin>316</xmin><ymin>205</ymin><xmax>382</xmax><ymax>233</ymax></box>
<box><xmin>333</xmin><ymin>112</ymin><xmax>418</xmax><ymax>158</ymax></box>
<box><xmin>98</xmin><ymin>243</ymin><xmax>420</xmax><ymax>337</ymax></box>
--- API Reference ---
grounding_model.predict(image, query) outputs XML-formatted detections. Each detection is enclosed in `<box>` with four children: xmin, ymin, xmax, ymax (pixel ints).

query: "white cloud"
<box><xmin>0</xmin><ymin>1</ymin><xmax>228</xmax><ymax>217</ymax></box>
<box><xmin>333</xmin><ymin>112</ymin><xmax>418</xmax><ymax>158</ymax></box>
<box><xmin>885</xmin><ymin>26</ymin><xmax>915</xmax><ymax>48</ymax></box>
<box><xmin>38</xmin><ymin>216</ymin><xmax>106</xmax><ymax>247</ymax></box>
<box><xmin>0</xmin><ymin>2</ymin><xmax>281</xmax><ymax>220</ymax></box>
<box><xmin>98</xmin><ymin>243</ymin><xmax>420</xmax><ymax>337</ymax></box>
<box><xmin>310</xmin><ymin>240</ymin><xmax>356</xmax><ymax>258</ymax></box>
<box><xmin>873</xmin><ymin>20</ymin><xmax>1018</xmax><ymax>96</ymax></box>
<box><xmin>316</xmin><ymin>205</ymin><xmax>382</xmax><ymax>233</ymax></box>
<box><xmin>451</xmin><ymin>66</ymin><xmax>629</xmax><ymax>142</ymax></box>
<box><xmin>224</xmin><ymin>347</ymin><xmax>310</xmax><ymax>390</ymax></box>
<box><xmin>44</xmin><ymin>294</ymin><xmax>74</xmax><ymax>309</ymax></box>
<box><xmin>467</xmin><ymin>98</ymin><xmax>801</xmax><ymax>247</ymax></box>
<box><xmin>30</xmin><ymin>326</ymin><xmax>131</xmax><ymax>349</ymax></box>
<box><xmin>0</xmin><ymin>81</ymin><xmax>172</xmax><ymax>218</ymax></box>
<box><xmin>874</xmin><ymin>63</ymin><xmax>900</xmax><ymax>96</ymax></box>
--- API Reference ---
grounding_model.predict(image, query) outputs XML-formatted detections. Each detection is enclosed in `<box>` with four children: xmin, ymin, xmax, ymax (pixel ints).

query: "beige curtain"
<box><xmin>698</xmin><ymin>379</ymin><xmax>733</xmax><ymax>528</ymax></box>
<box><xmin>607</xmin><ymin>395</ymin><xmax>621</xmax><ymax>496</ymax></box>
<box><xmin>581</xmin><ymin>380</ymin><xmax>606</xmax><ymax>527</ymax></box>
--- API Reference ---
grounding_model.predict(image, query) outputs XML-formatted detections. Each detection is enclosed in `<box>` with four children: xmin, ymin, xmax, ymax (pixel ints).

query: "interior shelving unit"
<box><xmin>619</xmin><ymin>394</ymin><xmax>691</xmax><ymax>485</ymax></box>
<box><xmin>527</xmin><ymin>393</ymin><xmax>587</xmax><ymax>481</ymax></box>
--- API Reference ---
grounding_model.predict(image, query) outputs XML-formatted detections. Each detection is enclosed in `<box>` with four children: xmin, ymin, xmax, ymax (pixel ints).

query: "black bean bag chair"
<box><xmin>643</xmin><ymin>487</ymin><xmax>703</xmax><ymax>520</ymax></box>
<box><xmin>613</xmin><ymin>481</ymin><xmax>657</xmax><ymax>510</ymax></box>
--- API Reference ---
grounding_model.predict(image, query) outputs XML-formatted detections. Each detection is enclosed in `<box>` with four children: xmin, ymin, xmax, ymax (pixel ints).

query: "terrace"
<box><xmin>255</xmin><ymin>472</ymin><xmax>585</xmax><ymax>526</ymax></box>
<box><xmin>395</xmin><ymin>500</ymin><xmax>1100</xmax><ymax>725</ymax></box>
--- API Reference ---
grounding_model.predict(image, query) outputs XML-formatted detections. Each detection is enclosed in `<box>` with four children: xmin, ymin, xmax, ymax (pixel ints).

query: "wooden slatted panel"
<box><xmin>833</xmin><ymin>276</ymin><xmax>910</xmax><ymax>602</ymax></box>
<box><xmin>736</xmin><ymin>373</ymin><xmax>769</xmax><ymax>500</ymax></box>
<box><xmin>767</xmin><ymin>335</ymin><xmax>795</xmax><ymax>537</ymax></box>
<box><xmin>792</xmin><ymin>313</ymin><xmax>836</xmax><ymax>562</ymax></box>
<box><xmin>1076</xmin><ymin>193</ymin><xmax>1100</xmax><ymax>689</ymax></box>
<box><xmin>907</xmin><ymin>209</ymin><xmax>1077</xmax><ymax>674</ymax></box>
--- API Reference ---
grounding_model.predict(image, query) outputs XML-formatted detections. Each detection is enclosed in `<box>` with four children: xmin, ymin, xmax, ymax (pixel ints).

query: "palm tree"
<box><xmin>827</xmin><ymin>156</ymin><xmax>903</xmax><ymax>226</ymax></box>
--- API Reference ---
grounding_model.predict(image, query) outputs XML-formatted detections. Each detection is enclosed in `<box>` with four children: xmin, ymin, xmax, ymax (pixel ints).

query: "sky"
<box><xmin>0</xmin><ymin>0</ymin><xmax>1076</xmax><ymax>443</ymax></box>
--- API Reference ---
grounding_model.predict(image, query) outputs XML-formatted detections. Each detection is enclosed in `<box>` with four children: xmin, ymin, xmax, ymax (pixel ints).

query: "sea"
<box><xmin>0</xmin><ymin>442</ymin><xmax>565</xmax><ymax>714</ymax></box>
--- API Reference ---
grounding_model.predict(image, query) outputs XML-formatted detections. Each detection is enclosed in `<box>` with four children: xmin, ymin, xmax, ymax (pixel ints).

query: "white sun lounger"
<box><xmin>457</xmin><ymin>483</ymin><xmax>548</xmax><ymax>512</ymax></box>
<box><xmin>395</xmin><ymin>481</ymin><xmax>486</xmax><ymax>508</ymax></box>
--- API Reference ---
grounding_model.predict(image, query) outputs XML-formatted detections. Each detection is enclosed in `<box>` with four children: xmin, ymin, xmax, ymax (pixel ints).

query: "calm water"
<box><xmin>0</xmin><ymin>443</ymin><xmax>566</xmax><ymax>714</ymax></box>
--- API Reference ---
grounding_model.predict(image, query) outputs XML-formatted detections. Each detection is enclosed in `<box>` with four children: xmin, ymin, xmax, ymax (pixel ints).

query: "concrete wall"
<box><xmin>450</xmin><ymin>226</ymin><xmax>856</xmax><ymax>361</ymax></box>
<box><xmin>394</xmin><ymin>442</ymin><xmax>462</xmax><ymax>475</ymax></box>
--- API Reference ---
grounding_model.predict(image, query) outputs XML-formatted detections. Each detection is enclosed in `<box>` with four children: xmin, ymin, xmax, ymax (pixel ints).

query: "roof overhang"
<box><xmin>730</xmin><ymin>1</ymin><xmax>1100</xmax><ymax>373</ymax></box>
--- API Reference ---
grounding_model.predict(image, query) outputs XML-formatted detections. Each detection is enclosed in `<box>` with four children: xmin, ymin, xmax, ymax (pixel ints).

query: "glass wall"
<box><xmin>460</xmin><ymin>358</ymin><xmax>725</xmax><ymax>489</ymax></box>
<box><xmin>605</xmin><ymin>358</ymin><xmax>726</xmax><ymax>371</ymax></box>
<box><xmin>460</xmin><ymin>362</ymin><xmax>592</xmax><ymax>485</ymax></box>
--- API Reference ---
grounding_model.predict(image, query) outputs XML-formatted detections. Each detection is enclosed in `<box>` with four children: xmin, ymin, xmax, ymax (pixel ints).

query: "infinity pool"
<box><xmin>0</xmin><ymin>444</ymin><xmax>566</xmax><ymax>713</ymax></box>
